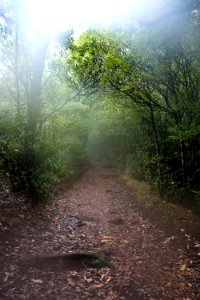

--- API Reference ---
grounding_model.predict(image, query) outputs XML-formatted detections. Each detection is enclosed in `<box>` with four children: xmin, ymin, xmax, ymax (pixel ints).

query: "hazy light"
<box><xmin>27</xmin><ymin>0</ymin><xmax>144</xmax><ymax>32</ymax></box>
<box><xmin>22</xmin><ymin>0</ymin><xmax>164</xmax><ymax>39</ymax></box>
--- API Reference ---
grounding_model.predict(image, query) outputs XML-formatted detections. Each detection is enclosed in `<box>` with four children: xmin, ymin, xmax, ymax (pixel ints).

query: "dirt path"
<box><xmin>1</xmin><ymin>165</ymin><xmax>200</xmax><ymax>299</ymax></box>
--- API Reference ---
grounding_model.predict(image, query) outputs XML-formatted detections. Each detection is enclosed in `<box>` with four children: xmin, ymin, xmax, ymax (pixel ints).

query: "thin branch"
<box><xmin>41</xmin><ymin>85</ymin><xmax>85</xmax><ymax>125</ymax></box>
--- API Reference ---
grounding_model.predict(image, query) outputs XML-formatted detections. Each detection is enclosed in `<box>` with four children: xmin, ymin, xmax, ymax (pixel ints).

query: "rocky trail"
<box><xmin>1</xmin><ymin>164</ymin><xmax>200</xmax><ymax>299</ymax></box>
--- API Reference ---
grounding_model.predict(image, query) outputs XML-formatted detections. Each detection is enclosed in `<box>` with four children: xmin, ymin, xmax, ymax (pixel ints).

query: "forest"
<box><xmin>1</xmin><ymin>1</ymin><xmax>200</xmax><ymax>299</ymax></box>
<box><xmin>0</xmin><ymin>0</ymin><xmax>200</xmax><ymax>211</ymax></box>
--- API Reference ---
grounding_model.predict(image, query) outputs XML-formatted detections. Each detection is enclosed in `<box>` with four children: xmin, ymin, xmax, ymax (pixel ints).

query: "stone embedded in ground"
<box><xmin>78</xmin><ymin>215</ymin><xmax>95</xmax><ymax>222</ymax></box>
<box><xmin>109</xmin><ymin>218</ymin><xmax>124</xmax><ymax>225</ymax></box>
<box><xmin>19</xmin><ymin>252</ymin><xmax>112</xmax><ymax>271</ymax></box>
<box><xmin>76</xmin><ymin>221</ymin><xmax>86</xmax><ymax>227</ymax></box>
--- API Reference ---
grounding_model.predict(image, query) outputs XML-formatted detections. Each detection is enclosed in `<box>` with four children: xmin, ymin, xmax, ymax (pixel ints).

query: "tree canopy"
<box><xmin>68</xmin><ymin>0</ymin><xmax>200</xmax><ymax>209</ymax></box>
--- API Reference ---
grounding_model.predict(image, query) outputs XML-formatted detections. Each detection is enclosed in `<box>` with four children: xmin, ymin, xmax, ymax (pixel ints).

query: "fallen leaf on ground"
<box><xmin>105</xmin><ymin>276</ymin><xmax>112</xmax><ymax>283</ymax></box>
<box><xmin>180</xmin><ymin>264</ymin><xmax>187</xmax><ymax>271</ymax></box>
<box><xmin>163</xmin><ymin>236</ymin><xmax>175</xmax><ymax>244</ymax></box>
<box><xmin>176</xmin><ymin>282</ymin><xmax>186</xmax><ymax>289</ymax></box>
<box><xmin>85</xmin><ymin>278</ymin><xmax>93</xmax><ymax>283</ymax></box>
<box><xmin>31</xmin><ymin>279</ymin><xmax>43</xmax><ymax>284</ymax></box>
<box><xmin>164</xmin><ymin>282</ymin><xmax>172</xmax><ymax>287</ymax></box>
<box><xmin>67</xmin><ymin>278</ymin><xmax>76</xmax><ymax>287</ymax></box>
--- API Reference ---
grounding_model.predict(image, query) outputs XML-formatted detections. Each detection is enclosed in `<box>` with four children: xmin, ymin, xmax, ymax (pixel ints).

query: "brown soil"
<box><xmin>0</xmin><ymin>164</ymin><xmax>200</xmax><ymax>299</ymax></box>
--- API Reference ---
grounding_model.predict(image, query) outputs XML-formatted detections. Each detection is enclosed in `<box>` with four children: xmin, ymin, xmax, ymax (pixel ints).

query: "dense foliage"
<box><xmin>68</xmin><ymin>1</ymin><xmax>200</xmax><ymax>209</ymax></box>
<box><xmin>1</xmin><ymin>0</ymin><xmax>200</xmax><ymax>210</ymax></box>
<box><xmin>0</xmin><ymin>1</ymin><xmax>89</xmax><ymax>202</ymax></box>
